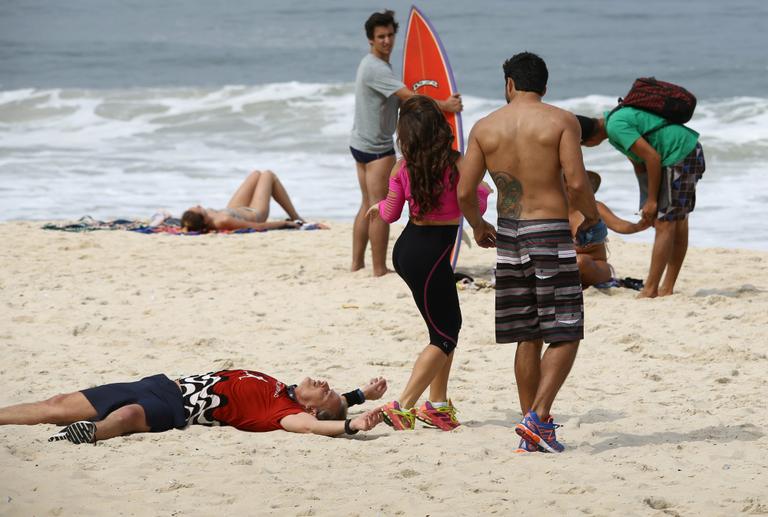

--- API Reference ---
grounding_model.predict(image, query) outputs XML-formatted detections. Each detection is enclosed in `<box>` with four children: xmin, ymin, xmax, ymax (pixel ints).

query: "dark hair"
<box><xmin>316</xmin><ymin>400</ymin><xmax>348</xmax><ymax>421</ymax></box>
<box><xmin>586</xmin><ymin>170</ymin><xmax>602</xmax><ymax>193</ymax></box>
<box><xmin>365</xmin><ymin>10</ymin><xmax>398</xmax><ymax>39</ymax></box>
<box><xmin>181</xmin><ymin>210</ymin><xmax>207</xmax><ymax>233</ymax></box>
<box><xmin>396</xmin><ymin>96</ymin><xmax>460</xmax><ymax>219</ymax></box>
<box><xmin>503</xmin><ymin>51</ymin><xmax>548</xmax><ymax>95</ymax></box>
<box><xmin>576</xmin><ymin>115</ymin><xmax>598</xmax><ymax>142</ymax></box>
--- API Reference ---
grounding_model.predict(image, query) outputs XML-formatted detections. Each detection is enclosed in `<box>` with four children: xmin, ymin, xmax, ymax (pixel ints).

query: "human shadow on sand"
<box><xmin>694</xmin><ymin>284</ymin><xmax>764</xmax><ymax>298</ymax></box>
<box><xmin>464</xmin><ymin>408</ymin><xmax>626</xmax><ymax>429</ymax></box>
<box><xmin>462</xmin><ymin>409</ymin><xmax>520</xmax><ymax>428</ymax></box>
<box><xmin>587</xmin><ymin>423</ymin><xmax>763</xmax><ymax>454</ymax></box>
<box><xmin>348</xmin><ymin>434</ymin><xmax>387</xmax><ymax>442</ymax></box>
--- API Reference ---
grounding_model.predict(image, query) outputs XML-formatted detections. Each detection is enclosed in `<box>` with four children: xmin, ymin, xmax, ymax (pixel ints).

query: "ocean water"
<box><xmin>1</xmin><ymin>0</ymin><xmax>767</xmax><ymax>249</ymax></box>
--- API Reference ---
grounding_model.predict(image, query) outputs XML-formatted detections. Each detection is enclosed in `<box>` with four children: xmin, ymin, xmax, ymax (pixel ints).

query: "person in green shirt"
<box><xmin>576</xmin><ymin>110</ymin><xmax>705</xmax><ymax>298</ymax></box>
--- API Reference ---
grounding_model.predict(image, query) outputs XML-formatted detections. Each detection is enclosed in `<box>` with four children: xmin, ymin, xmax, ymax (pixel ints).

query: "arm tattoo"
<box><xmin>491</xmin><ymin>171</ymin><xmax>523</xmax><ymax>218</ymax></box>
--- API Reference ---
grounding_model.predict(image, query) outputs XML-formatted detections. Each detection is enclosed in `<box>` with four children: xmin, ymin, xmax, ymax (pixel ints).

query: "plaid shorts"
<box><xmin>639</xmin><ymin>143</ymin><xmax>705</xmax><ymax>222</ymax></box>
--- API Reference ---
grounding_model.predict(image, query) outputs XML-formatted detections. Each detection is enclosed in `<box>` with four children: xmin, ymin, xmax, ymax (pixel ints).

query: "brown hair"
<box><xmin>396</xmin><ymin>96</ymin><xmax>459</xmax><ymax>219</ymax></box>
<box><xmin>181</xmin><ymin>210</ymin><xmax>207</xmax><ymax>233</ymax></box>
<box><xmin>365</xmin><ymin>10</ymin><xmax>398</xmax><ymax>39</ymax></box>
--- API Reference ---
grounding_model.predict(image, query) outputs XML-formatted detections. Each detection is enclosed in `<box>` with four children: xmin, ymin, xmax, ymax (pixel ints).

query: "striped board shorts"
<box><xmin>496</xmin><ymin>218</ymin><xmax>584</xmax><ymax>344</ymax></box>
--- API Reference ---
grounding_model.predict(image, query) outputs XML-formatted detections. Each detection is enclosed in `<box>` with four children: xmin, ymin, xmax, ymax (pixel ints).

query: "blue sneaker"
<box><xmin>514</xmin><ymin>437</ymin><xmax>539</xmax><ymax>453</ymax></box>
<box><xmin>514</xmin><ymin>411</ymin><xmax>564</xmax><ymax>453</ymax></box>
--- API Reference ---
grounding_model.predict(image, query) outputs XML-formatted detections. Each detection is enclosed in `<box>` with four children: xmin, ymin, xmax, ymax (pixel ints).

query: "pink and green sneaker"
<box><xmin>381</xmin><ymin>401</ymin><xmax>416</xmax><ymax>430</ymax></box>
<box><xmin>416</xmin><ymin>400</ymin><xmax>460</xmax><ymax>431</ymax></box>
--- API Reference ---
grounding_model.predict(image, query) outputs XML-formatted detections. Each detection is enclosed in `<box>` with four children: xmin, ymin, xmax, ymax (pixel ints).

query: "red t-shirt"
<box><xmin>179</xmin><ymin>369</ymin><xmax>304</xmax><ymax>432</ymax></box>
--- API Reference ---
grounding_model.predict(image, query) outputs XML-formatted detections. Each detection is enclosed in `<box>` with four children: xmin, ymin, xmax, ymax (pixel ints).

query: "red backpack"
<box><xmin>615</xmin><ymin>77</ymin><xmax>697</xmax><ymax>124</ymax></box>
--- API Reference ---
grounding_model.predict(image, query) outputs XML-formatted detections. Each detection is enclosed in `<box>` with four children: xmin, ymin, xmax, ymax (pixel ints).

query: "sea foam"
<box><xmin>1</xmin><ymin>84</ymin><xmax>766</xmax><ymax>249</ymax></box>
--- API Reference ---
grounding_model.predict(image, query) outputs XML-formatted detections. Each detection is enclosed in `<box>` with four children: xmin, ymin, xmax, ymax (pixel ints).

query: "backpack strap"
<box><xmin>605</xmin><ymin>100</ymin><xmax>623</xmax><ymax>123</ymax></box>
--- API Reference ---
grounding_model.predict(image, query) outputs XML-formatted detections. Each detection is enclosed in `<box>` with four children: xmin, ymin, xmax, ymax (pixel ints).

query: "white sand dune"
<box><xmin>1</xmin><ymin>221</ymin><xmax>766</xmax><ymax>515</ymax></box>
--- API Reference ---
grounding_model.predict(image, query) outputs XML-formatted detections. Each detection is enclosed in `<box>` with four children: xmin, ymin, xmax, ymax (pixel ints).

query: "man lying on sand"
<box><xmin>0</xmin><ymin>370</ymin><xmax>387</xmax><ymax>444</ymax></box>
<box><xmin>181</xmin><ymin>169</ymin><xmax>321</xmax><ymax>232</ymax></box>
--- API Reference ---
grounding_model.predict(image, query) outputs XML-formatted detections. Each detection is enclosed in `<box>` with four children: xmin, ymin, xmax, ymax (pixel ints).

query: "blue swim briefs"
<box><xmin>80</xmin><ymin>374</ymin><xmax>186</xmax><ymax>432</ymax></box>
<box><xmin>349</xmin><ymin>146</ymin><xmax>395</xmax><ymax>164</ymax></box>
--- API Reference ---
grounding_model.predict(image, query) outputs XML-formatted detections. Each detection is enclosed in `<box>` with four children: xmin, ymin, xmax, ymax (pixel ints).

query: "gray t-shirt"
<box><xmin>350</xmin><ymin>53</ymin><xmax>405</xmax><ymax>154</ymax></box>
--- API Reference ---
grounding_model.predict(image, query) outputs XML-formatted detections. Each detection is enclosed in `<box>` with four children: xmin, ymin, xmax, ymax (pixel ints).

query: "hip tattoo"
<box><xmin>491</xmin><ymin>171</ymin><xmax>523</xmax><ymax>218</ymax></box>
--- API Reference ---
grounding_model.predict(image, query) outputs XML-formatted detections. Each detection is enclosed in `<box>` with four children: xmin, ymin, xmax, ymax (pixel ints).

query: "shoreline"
<box><xmin>1</xmin><ymin>221</ymin><xmax>766</xmax><ymax>515</ymax></box>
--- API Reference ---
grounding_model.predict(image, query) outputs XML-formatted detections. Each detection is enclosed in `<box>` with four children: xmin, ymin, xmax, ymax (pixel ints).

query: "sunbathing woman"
<box><xmin>181</xmin><ymin>170</ymin><xmax>306</xmax><ymax>232</ymax></box>
<box><xmin>367</xmin><ymin>96</ymin><xmax>491</xmax><ymax>431</ymax></box>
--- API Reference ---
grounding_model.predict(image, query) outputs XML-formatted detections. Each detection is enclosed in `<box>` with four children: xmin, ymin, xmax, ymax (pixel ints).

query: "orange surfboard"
<box><xmin>402</xmin><ymin>5</ymin><xmax>464</xmax><ymax>270</ymax></box>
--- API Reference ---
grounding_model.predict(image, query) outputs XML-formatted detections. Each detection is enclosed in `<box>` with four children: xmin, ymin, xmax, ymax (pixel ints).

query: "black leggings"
<box><xmin>393</xmin><ymin>222</ymin><xmax>461</xmax><ymax>355</ymax></box>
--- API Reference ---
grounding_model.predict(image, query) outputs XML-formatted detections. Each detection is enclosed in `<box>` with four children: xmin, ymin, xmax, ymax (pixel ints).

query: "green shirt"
<box><xmin>604</xmin><ymin>107</ymin><xmax>699</xmax><ymax>166</ymax></box>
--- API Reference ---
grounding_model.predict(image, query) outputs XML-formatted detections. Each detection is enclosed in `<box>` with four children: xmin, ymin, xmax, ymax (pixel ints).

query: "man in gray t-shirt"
<box><xmin>350</xmin><ymin>53</ymin><xmax>404</xmax><ymax>155</ymax></box>
<box><xmin>350</xmin><ymin>10</ymin><xmax>462</xmax><ymax>277</ymax></box>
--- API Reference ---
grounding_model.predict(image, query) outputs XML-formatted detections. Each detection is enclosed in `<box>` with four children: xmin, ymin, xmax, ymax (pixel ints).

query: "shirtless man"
<box><xmin>350</xmin><ymin>10</ymin><xmax>462</xmax><ymax>276</ymax></box>
<box><xmin>457</xmin><ymin>52</ymin><xmax>600</xmax><ymax>453</ymax></box>
<box><xmin>0</xmin><ymin>369</ymin><xmax>388</xmax><ymax>444</ymax></box>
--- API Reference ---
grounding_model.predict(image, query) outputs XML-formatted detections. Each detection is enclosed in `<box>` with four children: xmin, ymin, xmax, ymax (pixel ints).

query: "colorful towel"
<box><xmin>42</xmin><ymin>215</ymin><xmax>325</xmax><ymax>235</ymax></box>
<box><xmin>42</xmin><ymin>216</ymin><xmax>149</xmax><ymax>232</ymax></box>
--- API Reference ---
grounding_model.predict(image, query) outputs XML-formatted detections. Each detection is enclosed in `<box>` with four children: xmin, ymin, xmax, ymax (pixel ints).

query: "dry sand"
<box><xmin>1</xmin><ymin>221</ymin><xmax>766</xmax><ymax>516</ymax></box>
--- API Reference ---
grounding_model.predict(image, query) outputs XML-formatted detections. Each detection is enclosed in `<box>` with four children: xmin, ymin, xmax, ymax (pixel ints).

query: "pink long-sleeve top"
<box><xmin>378</xmin><ymin>160</ymin><xmax>491</xmax><ymax>223</ymax></box>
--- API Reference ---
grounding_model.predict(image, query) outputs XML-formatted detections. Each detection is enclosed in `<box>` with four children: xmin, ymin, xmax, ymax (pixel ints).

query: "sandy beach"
<box><xmin>1</xmin><ymin>220</ymin><xmax>766</xmax><ymax>516</ymax></box>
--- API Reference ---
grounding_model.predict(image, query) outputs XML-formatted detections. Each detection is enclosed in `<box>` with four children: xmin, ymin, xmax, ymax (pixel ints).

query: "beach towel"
<box><xmin>42</xmin><ymin>215</ymin><xmax>325</xmax><ymax>235</ymax></box>
<box><xmin>42</xmin><ymin>216</ymin><xmax>148</xmax><ymax>232</ymax></box>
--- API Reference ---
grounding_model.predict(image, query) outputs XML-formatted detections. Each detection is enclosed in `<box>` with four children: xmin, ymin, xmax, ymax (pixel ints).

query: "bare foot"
<box><xmin>637</xmin><ymin>288</ymin><xmax>658</xmax><ymax>299</ymax></box>
<box><xmin>372</xmin><ymin>268</ymin><xmax>393</xmax><ymax>277</ymax></box>
<box><xmin>658</xmin><ymin>288</ymin><xmax>674</xmax><ymax>297</ymax></box>
<box><xmin>351</xmin><ymin>262</ymin><xmax>365</xmax><ymax>272</ymax></box>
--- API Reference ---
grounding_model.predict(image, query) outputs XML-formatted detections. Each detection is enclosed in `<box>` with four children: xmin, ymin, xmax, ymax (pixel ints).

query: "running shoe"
<box><xmin>415</xmin><ymin>400</ymin><xmax>460</xmax><ymax>431</ymax></box>
<box><xmin>381</xmin><ymin>401</ymin><xmax>416</xmax><ymax>430</ymax></box>
<box><xmin>514</xmin><ymin>437</ymin><xmax>539</xmax><ymax>453</ymax></box>
<box><xmin>48</xmin><ymin>421</ymin><xmax>97</xmax><ymax>444</ymax></box>
<box><xmin>514</xmin><ymin>411</ymin><xmax>564</xmax><ymax>453</ymax></box>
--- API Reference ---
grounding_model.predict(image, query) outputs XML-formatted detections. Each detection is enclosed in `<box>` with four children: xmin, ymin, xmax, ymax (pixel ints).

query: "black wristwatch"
<box><xmin>344</xmin><ymin>418</ymin><xmax>359</xmax><ymax>435</ymax></box>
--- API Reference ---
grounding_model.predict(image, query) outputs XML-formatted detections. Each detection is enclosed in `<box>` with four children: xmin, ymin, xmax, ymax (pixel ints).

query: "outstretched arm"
<box><xmin>280</xmin><ymin>406</ymin><xmax>385</xmax><ymax>437</ymax></box>
<box><xmin>597</xmin><ymin>201</ymin><xmax>650</xmax><ymax>234</ymax></box>
<box><xmin>367</xmin><ymin>160</ymin><xmax>405</xmax><ymax>224</ymax></box>
<box><xmin>342</xmin><ymin>377</ymin><xmax>388</xmax><ymax>408</ymax></box>
<box><xmin>394</xmin><ymin>88</ymin><xmax>463</xmax><ymax>113</ymax></box>
<box><xmin>629</xmin><ymin>137</ymin><xmax>662</xmax><ymax>224</ymax></box>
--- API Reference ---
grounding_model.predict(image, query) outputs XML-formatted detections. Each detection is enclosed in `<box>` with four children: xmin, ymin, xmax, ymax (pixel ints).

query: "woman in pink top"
<box><xmin>367</xmin><ymin>96</ymin><xmax>491</xmax><ymax>431</ymax></box>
